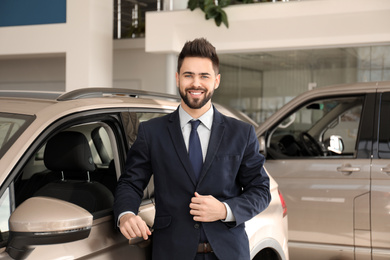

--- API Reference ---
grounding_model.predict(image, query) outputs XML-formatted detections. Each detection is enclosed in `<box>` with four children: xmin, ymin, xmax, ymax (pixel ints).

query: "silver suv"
<box><xmin>257</xmin><ymin>81</ymin><xmax>390</xmax><ymax>260</ymax></box>
<box><xmin>0</xmin><ymin>88</ymin><xmax>288</xmax><ymax>260</ymax></box>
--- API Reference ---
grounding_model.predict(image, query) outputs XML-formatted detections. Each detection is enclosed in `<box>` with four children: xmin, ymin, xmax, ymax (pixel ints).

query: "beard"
<box><xmin>179</xmin><ymin>87</ymin><xmax>214</xmax><ymax>109</ymax></box>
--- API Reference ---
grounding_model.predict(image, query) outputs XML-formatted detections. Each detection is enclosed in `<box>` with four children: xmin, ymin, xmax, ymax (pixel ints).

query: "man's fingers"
<box><xmin>137</xmin><ymin>221</ymin><xmax>151</xmax><ymax>240</ymax></box>
<box><xmin>119</xmin><ymin>214</ymin><xmax>151</xmax><ymax>240</ymax></box>
<box><xmin>119</xmin><ymin>226</ymin><xmax>131</xmax><ymax>240</ymax></box>
<box><xmin>191</xmin><ymin>192</ymin><xmax>207</xmax><ymax>204</ymax></box>
<box><xmin>189</xmin><ymin>193</ymin><xmax>227</xmax><ymax>222</ymax></box>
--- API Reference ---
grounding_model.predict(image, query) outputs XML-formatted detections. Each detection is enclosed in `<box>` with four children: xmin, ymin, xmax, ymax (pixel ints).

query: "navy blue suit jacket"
<box><xmin>114</xmin><ymin>107</ymin><xmax>270</xmax><ymax>260</ymax></box>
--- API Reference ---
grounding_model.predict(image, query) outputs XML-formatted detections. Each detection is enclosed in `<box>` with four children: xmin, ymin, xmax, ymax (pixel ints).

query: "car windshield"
<box><xmin>0</xmin><ymin>113</ymin><xmax>35</xmax><ymax>159</ymax></box>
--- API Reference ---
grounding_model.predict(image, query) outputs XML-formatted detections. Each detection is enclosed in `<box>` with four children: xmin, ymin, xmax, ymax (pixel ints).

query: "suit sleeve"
<box><xmin>224</xmin><ymin>125</ymin><xmax>271</xmax><ymax>227</ymax></box>
<box><xmin>113</xmin><ymin>123</ymin><xmax>153</xmax><ymax>224</ymax></box>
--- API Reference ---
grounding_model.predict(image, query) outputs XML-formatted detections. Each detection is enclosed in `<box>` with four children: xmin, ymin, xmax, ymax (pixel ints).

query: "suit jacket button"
<box><xmin>194</xmin><ymin>224</ymin><xmax>200</xmax><ymax>229</ymax></box>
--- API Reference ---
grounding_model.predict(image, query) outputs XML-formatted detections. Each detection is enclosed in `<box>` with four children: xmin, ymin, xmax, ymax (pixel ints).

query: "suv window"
<box><xmin>267</xmin><ymin>96</ymin><xmax>364</xmax><ymax>158</ymax></box>
<box><xmin>378</xmin><ymin>92</ymin><xmax>390</xmax><ymax>159</ymax></box>
<box><xmin>0</xmin><ymin>188</ymin><xmax>10</xmax><ymax>246</ymax></box>
<box><xmin>0</xmin><ymin>110</ymin><xmax>167</xmax><ymax>250</ymax></box>
<box><xmin>0</xmin><ymin>113</ymin><xmax>34</xmax><ymax>159</ymax></box>
<box><xmin>14</xmin><ymin>121</ymin><xmax>118</xmax><ymax>214</ymax></box>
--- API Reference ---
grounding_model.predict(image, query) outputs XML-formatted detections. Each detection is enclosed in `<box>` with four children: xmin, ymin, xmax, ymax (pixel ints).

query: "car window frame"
<box><xmin>0</xmin><ymin>109</ymin><xmax>128</xmax><ymax>247</ymax></box>
<box><xmin>264</xmin><ymin>93</ymin><xmax>373</xmax><ymax>160</ymax></box>
<box><xmin>375</xmin><ymin>91</ymin><xmax>390</xmax><ymax>159</ymax></box>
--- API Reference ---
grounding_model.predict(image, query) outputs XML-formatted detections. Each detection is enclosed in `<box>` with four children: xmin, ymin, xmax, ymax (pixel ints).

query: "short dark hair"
<box><xmin>177</xmin><ymin>38</ymin><xmax>219</xmax><ymax>75</ymax></box>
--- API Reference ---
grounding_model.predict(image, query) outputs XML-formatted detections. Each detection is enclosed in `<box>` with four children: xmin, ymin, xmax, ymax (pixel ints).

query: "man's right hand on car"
<box><xmin>119</xmin><ymin>213</ymin><xmax>152</xmax><ymax>240</ymax></box>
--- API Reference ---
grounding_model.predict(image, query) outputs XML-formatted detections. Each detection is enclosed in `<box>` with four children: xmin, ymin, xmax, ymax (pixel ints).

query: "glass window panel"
<box><xmin>378</xmin><ymin>92</ymin><xmax>390</xmax><ymax>159</ymax></box>
<box><xmin>267</xmin><ymin>97</ymin><xmax>363</xmax><ymax>158</ymax></box>
<box><xmin>217</xmin><ymin>45</ymin><xmax>390</xmax><ymax>125</ymax></box>
<box><xmin>0</xmin><ymin>113</ymin><xmax>34</xmax><ymax>159</ymax></box>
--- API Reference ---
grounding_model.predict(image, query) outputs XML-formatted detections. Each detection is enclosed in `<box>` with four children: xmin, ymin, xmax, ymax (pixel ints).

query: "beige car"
<box><xmin>256</xmin><ymin>81</ymin><xmax>390</xmax><ymax>260</ymax></box>
<box><xmin>0</xmin><ymin>88</ymin><xmax>288</xmax><ymax>260</ymax></box>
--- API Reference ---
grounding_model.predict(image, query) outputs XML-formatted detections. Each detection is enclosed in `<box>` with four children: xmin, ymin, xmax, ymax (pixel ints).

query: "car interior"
<box><xmin>14</xmin><ymin>124</ymin><xmax>118</xmax><ymax>215</ymax></box>
<box><xmin>266</xmin><ymin>96</ymin><xmax>363</xmax><ymax>159</ymax></box>
<box><xmin>13</xmin><ymin>112</ymin><xmax>162</xmax><ymax>217</ymax></box>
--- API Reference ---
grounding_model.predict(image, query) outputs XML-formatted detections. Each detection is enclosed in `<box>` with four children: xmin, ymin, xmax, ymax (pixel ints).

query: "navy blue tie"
<box><xmin>189</xmin><ymin>120</ymin><xmax>207</xmax><ymax>242</ymax></box>
<box><xmin>189</xmin><ymin>120</ymin><xmax>203</xmax><ymax>181</ymax></box>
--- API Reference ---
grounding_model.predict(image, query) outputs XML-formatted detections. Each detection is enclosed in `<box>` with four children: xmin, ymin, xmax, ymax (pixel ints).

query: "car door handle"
<box><xmin>337</xmin><ymin>164</ymin><xmax>360</xmax><ymax>175</ymax></box>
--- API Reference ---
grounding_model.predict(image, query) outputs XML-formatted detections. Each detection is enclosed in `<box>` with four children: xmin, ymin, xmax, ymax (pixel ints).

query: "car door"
<box><xmin>371</xmin><ymin>91</ymin><xmax>390</xmax><ymax>260</ymax></box>
<box><xmin>0</xmin><ymin>109</ymin><xmax>170</xmax><ymax>259</ymax></box>
<box><xmin>263</xmin><ymin>94</ymin><xmax>373</xmax><ymax>260</ymax></box>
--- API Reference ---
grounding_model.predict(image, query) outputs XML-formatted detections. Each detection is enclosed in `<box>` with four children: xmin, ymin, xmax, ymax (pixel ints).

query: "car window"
<box><xmin>0</xmin><ymin>188</ymin><xmax>10</xmax><ymax>247</ymax></box>
<box><xmin>378</xmin><ymin>92</ymin><xmax>390</xmax><ymax>159</ymax></box>
<box><xmin>0</xmin><ymin>113</ymin><xmax>34</xmax><ymax>159</ymax></box>
<box><xmin>121</xmin><ymin>112</ymin><xmax>167</xmax><ymax>200</ymax></box>
<box><xmin>10</xmin><ymin>111</ymin><xmax>166</xmax><ymax>211</ymax></box>
<box><xmin>13</xmin><ymin>121</ymin><xmax>119</xmax><ymax>216</ymax></box>
<box><xmin>267</xmin><ymin>96</ymin><xmax>364</xmax><ymax>159</ymax></box>
<box><xmin>121</xmin><ymin>112</ymin><xmax>166</xmax><ymax>147</ymax></box>
<box><xmin>0</xmin><ymin>110</ymin><xmax>168</xmax><ymax>250</ymax></box>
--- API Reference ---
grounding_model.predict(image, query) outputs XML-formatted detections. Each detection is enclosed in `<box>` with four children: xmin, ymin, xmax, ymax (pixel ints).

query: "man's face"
<box><xmin>176</xmin><ymin>57</ymin><xmax>220</xmax><ymax>110</ymax></box>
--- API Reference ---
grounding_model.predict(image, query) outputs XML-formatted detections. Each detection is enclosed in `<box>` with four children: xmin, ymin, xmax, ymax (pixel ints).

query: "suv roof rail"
<box><xmin>57</xmin><ymin>87</ymin><xmax>180</xmax><ymax>102</ymax></box>
<box><xmin>0</xmin><ymin>90</ymin><xmax>62</xmax><ymax>100</ymax></box>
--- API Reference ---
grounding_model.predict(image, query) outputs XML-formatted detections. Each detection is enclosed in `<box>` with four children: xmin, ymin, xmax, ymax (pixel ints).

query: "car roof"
<box><xmin>0</xmin><ymin>88</ymin><xmax>181</xmax><ymax>116</ymax></box>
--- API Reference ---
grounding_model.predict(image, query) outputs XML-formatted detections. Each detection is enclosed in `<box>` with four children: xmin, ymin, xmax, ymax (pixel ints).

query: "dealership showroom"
<box><xmin>1</xmin><ymin>0</ymin><xmax>390</xmax><ymax>260</ymax></box>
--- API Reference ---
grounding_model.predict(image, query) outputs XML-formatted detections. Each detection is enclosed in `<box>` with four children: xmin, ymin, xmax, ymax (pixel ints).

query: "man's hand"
<box><xmin>119</xmin><ymin>213</ymin><xmax>152</xmax><ymax>240</ymax></box>
<box><xmin>189</xmin><ymin>192</ymin><xmax>227</xmax><ymax>222</ymax></box>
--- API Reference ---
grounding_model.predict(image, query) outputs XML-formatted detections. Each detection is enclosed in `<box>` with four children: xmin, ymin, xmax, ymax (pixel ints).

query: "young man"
<box><xmin>114</xmin><ymin>38</ymin><xmax>271</xmax><ymax>260</ymax></box>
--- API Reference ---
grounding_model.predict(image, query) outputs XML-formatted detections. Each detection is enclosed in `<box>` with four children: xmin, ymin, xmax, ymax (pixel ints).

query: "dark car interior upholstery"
<box><xmin>34</xmin><ymin>131</ymin><xmax>114</xmax><ymax>213</ymax></box>
<box><xmin>17</xmin><ymin>131</ymin><xmax>114</xmax><ymax>214</ymax></box>
<box><xmin>15</xmin><ymin>114</ymin><xmax>159</xmax><ymax>215</ymax></box>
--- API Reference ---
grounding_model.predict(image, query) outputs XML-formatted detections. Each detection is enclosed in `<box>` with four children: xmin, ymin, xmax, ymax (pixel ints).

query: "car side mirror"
<box><xmin>6</xmin><ymin>197</ymin><xmax>93</xmax><ymax>259</ymax></box>
<box><xmin>327</xmin><ymin>135</ymin><xmax>344</xmax><ymax>154</ymax></box>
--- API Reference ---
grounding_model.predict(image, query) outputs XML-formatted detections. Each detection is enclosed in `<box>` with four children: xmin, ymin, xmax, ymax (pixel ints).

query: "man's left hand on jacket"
<box><xmin>189</xmin><ymin>192</ymin><xmax>227</xmax><ymax>222</ymax></box>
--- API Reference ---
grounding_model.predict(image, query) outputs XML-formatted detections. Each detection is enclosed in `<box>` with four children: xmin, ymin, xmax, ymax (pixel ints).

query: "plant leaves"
<box><xmin>220</xmin><ymin>9</ymin><xmax>229</xmax><ymax>28</ymax></box>
<box><xmin>188</xmin><ymin>0</ymin><xmax>198</xmax><ymax>10</ymax></box>
<box><xmin>204</xmin><ymin>0</ymin><xmax>214</xmax><ymax>7</ymax></box>
<box><xmin>214</xmin><ymin>14</ymin><xmax>222</xmax><ymax>26</ymax></box>
<box><xmin>219</xmin><ymin>0</ymin><xmax>231</xmax><ymax>8</ymax></box>
<box><xmin>199</xmin><ymin>0</ymin><xmax>206</xmax><ymax>11</ymax></box>
<box><xmin>205</xmin><ymin>5</ymin><xmax>219</xmax><ymax>19</ymax></box>
<box><xmin>187</xmin><ymin>0</ymin><xmax>230</xmax><ymax>29</ymax></box>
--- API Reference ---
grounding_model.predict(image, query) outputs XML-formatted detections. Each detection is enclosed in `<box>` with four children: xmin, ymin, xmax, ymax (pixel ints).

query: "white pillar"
<box><xmin>66</xmin><ymin>0</ymin><xmax>113</xmax><ymax>91</ymax></box>
<box><xmin>165</xmin><ymin>53</ymin><xmax>178</xmax><ymax>95</ymax></box>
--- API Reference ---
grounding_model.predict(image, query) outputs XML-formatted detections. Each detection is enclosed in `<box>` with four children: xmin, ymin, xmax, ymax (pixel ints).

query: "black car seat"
<box><xmin>33</xmin><ymin>131</ymin><xmax>114</xmax><ymax>214</ymax></box>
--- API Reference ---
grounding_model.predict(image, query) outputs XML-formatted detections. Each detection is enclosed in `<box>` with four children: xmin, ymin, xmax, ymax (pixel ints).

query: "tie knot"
<box><xmin>190</xmin><ymin>120</ymin><xmax>201</xmax><ymax>130</ymax></box>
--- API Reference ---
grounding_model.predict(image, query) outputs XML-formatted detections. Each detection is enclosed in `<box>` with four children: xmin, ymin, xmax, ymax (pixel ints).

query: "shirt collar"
<box><xmin>179</xmin><ymin>105</ymin><xmax>214</xmax><ymax>130</ymax></box>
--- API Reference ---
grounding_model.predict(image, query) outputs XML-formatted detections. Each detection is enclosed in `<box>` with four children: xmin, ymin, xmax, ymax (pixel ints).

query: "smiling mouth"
<box><xmin>188</xmin><ymin>89</ymin><xmax>204</xmax><ymax>96</ymax></box>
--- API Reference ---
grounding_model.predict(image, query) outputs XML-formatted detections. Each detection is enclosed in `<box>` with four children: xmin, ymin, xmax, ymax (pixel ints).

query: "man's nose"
<box><xmin>192</xmin><ymin>76</ymin><xmax>201</xmax><ymax>87</ymax></box>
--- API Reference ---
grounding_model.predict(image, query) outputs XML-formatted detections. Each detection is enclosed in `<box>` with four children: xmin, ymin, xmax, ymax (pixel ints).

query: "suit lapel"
<box><xmin>167</xmin><ymin>109</ymin><xmax>198</xmax><ymax>186</ymax></box>
<box><xmin>198</xmin><ymin>108</ymin><xmax>225</xmax><ymax>185</ymax></box>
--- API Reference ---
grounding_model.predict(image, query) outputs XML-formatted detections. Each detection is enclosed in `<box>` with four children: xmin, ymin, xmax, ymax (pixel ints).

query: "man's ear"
<box><xmin>215</xmin><ymin>74</ymin><xmax>221</xmax><ymax>89</ymax></box>
<box><xmin>175</xmin><ymin>72</ymin><xmax>179</xmax><ymax>88</ymax></box>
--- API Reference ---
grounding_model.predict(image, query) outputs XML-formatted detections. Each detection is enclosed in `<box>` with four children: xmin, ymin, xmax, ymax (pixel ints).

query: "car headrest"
<box><xmin>44</xmin><ymin>131</ymin><xmax>95</xmax><ymax>172</ymax></box>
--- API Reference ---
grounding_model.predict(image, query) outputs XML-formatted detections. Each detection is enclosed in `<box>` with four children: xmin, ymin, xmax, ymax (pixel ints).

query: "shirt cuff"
<box><xmin>222</xmin><ymin>202</ymin><xmax>236</xmax><ymax>222</ymax></box>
